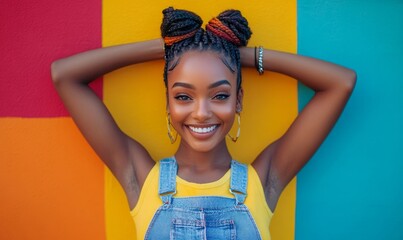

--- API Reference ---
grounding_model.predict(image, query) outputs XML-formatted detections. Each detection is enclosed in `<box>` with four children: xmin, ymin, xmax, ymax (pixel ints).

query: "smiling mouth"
<box><xmin>188</xmin><ymin>125</ymin><xmax>218</xmax><ymax>134</ymax></box>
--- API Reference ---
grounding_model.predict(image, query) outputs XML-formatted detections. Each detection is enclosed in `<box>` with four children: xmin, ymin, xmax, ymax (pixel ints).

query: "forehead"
<box><xmin>167</xmin><ymin>51</ymin><xmax>236</xmax><ymax>88</ymax></box>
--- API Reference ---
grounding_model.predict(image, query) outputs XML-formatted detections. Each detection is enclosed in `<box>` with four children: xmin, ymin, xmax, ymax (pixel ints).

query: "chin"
<box><xmin>181</xmin><ymin>139</ymin><xmax>227</xmax><ymax>154</ymax></box>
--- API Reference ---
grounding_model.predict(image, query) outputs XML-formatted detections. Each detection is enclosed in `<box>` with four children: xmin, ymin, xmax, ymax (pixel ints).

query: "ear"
<box><xmin>236</xmin><ymin>88</ymin><xmax>244</xmax><ymax>113</ymax></box>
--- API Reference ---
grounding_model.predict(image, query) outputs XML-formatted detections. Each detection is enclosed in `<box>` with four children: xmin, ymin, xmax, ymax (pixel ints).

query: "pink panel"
<box><xmin>0</xmin><ymin>0</ymin><xmax>102</xmax><ymax>117</ymax></box>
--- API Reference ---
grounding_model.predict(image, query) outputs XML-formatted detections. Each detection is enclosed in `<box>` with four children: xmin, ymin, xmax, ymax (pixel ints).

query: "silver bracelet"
<box><xmin>257</xmin><ymin>46</ymin><xmax>264</xmax><ymax>75</ymax></box>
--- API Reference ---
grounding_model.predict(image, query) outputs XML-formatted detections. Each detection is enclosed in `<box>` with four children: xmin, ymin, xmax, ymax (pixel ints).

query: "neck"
<box><xmin>174</xmin><ymin>140</ymin><xmax>232</xmax><ymax>171</ymax></box>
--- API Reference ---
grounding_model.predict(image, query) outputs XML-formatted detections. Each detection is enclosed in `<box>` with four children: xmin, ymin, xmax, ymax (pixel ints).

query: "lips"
<box><xmin>188</xmin><ymin>125</ymin><xmax>218</xmax><ymax>134</ymax></box>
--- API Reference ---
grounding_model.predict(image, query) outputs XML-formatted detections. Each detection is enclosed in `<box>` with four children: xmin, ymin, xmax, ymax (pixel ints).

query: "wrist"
<box><xmin>146</xmin><ymin>38</ymin><xmax>165</xmax><ymax>60</ymax></box>
<box><xmin>239</xmin><ymin>47</ymin><xmax>255</xmax><ymax>68</ymax></box>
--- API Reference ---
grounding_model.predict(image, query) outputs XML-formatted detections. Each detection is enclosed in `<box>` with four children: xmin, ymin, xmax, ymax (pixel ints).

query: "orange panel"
<box><xmin>0</xmin><ymin>118</ymin><xmax>105</xmax><ymax>240</ymax></box>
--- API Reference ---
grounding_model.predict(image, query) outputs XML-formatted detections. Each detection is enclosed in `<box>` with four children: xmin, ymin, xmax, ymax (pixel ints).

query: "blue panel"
<box><xmin>297</xmin><ymin>1</ymin><xmax>403</xmax><ymax>239</ymax></box>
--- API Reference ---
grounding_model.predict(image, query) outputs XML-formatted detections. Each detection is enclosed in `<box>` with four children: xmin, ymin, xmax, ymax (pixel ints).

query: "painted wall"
<box><xmin>0</xmin><ymin>1</ymin><xmax>105</xmax><ymax>239</ymax></box>
<box><xmin>296</xmin><ymin>1</ymin><xmax>403</xmax><ymax>239</ymax></box>
<box><xmin>1</xmin><ymin>0</ymin><xmax>401</xmax><ymax>239</ymax></box>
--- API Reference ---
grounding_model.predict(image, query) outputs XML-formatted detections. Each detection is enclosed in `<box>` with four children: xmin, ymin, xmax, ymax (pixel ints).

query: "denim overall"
<box><xmin>145</xmin><ymin>157</ymin><xmax>262</xmax><ymax>240</ymax></box>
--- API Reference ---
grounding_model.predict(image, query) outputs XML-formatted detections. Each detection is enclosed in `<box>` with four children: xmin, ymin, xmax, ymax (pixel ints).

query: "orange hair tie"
<box><xmin>206</xmin><ymin>18</ymin><xmax>241</xmax><ymax>46</ymax></box>
<box><xmin>164</xmin><ymin>30</ymin><xmax>198</xmax><ymax>46</ymax></box>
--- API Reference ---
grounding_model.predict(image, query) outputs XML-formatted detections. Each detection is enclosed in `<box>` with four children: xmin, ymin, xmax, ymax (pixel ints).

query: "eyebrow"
<box><xmin>172</xmin><ymin>82</ymin><xmax>195</xmax><ymax>89</ymax></box>
<box><xmin>209</xmin><ymin>79</ymin><xmax>231</xmax><ymax>89</ymax></box>
<box><xmin>172</xmin><ymin>79</ymin><xmax>231</xmax><ymax>89</ymax></box>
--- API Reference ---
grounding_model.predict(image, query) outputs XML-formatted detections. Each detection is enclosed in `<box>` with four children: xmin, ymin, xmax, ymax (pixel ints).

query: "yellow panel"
<box><xmin>103</xmin><ymin>1</ymin><xmax>296</xmax><ymax>239</ymax></box>
<box><xmin>104</xmin><ymin>168</ymin><xmax>136</xmax><ymax>239</ymax></box>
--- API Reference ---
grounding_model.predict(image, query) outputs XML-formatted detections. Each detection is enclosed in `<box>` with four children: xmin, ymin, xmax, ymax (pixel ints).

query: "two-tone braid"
<box><xmin>161</xmin><ymin>7</ymin><xmax>252</xmax><ymax>90</ymax></box>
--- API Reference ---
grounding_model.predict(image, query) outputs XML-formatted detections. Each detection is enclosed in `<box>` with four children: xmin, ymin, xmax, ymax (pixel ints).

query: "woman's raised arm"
<box><xmin>51</xmin><ymin>39</ymin><xmax>164</xmax><ymax>209</ymax></box>
<box><xmin>240</xmin><ymin>47</ymin><xmax>356</xmax><ymax>211</ymax></box>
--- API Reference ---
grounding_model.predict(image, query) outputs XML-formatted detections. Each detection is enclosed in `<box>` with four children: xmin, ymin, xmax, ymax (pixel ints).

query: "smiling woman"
<box><xmin>168</xmin><ymin>51</ymin><xmax>241</xmax><ymax>155</ymax></box>
<box><xmin>51</xmin><ymin>6</ymin><xmax>355</xmax><ymax>240</ymax></box>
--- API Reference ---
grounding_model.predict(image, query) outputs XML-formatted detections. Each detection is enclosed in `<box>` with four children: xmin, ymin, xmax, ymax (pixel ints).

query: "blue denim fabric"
<box><xmin>145</xmin><ymin>157</ymin><xmax>262</xmax><ymax>240</ymax></box>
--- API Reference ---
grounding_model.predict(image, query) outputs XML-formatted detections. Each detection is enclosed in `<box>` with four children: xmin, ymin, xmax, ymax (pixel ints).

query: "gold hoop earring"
<box><xmin>166</xmin><ymin>113</ymin><xmax>178</xmax><ymax>144</ymax></box>
<box><xmin>228</xmin><ymin>113</ymin><xmax>241</xmax><ymax>143</ymax></box>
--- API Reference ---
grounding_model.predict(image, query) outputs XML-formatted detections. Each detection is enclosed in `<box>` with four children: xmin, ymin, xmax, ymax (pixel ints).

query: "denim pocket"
<box><xmin>170</xmin><ymin>218</ymin><xmax>236</xmax><ymax>240</ymax></box>
<box><xmin>206</xmin><ymin>219</ymin><xmax>236</xmax><ymax>240</ymax></box>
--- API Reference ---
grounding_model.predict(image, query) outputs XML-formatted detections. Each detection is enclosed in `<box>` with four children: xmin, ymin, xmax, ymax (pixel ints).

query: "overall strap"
<box><xmin>230</xmin><ymin>160</ymin><xmax>248</xmax><ymax>205</ymax></box>
<box><xmin>158</xmin><ymin>157</ymin><xmax>177</xmax><ymax>204</ymax></box>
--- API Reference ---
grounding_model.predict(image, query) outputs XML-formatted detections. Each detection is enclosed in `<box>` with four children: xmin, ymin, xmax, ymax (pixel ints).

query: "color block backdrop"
<box><xmin>1</xmin><ymin>1</ymin><xmax>402</xmax><ymax>240</ymax></box>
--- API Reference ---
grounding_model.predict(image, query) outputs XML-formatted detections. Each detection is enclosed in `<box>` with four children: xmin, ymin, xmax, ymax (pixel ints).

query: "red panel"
<box><xmin>0</xmin><ymin>0</ymin><xmax>102</xmax><ymax>117</ymax></box>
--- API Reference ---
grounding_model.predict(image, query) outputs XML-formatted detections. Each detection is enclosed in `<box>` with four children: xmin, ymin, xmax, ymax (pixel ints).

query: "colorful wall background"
<box><xmin>1</xmin><ymin>0</ymin><xmax>402</xmax><ymax>239</ymax></box>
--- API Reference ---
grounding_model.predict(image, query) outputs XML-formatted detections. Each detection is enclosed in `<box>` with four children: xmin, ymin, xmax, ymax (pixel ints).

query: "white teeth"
<box><xmin>189</xmin><ymin>125</ymin><xmax>217</xmax><ymax>133</ymax></box>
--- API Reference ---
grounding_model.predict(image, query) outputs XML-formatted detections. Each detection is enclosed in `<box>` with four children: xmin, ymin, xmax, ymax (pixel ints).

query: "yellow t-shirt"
<box><xmin>131</xmin><ymin>161</ymin><xmax>273</xmax><ymax>239</ymax></box>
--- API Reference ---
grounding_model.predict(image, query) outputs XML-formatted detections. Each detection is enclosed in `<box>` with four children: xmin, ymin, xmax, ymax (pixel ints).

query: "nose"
<box><xmin>193</xmin><ymin>99</ymin><xmax>212</xmax><ymax>121</ymax></box>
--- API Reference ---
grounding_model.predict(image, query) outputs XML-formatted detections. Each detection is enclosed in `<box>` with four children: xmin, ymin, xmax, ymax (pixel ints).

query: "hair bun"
<box><xmin>207</xmin><ymin>10</ymin><xmax>252</xmax><ymax>47</ymax></box>
<box><xmin>161</xmin><ymin>7</ymin><xmax>203</xmax><ymax>45</ymax></box>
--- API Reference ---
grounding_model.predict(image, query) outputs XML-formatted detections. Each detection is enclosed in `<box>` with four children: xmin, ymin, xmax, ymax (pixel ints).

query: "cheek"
<box><xmin>210</xmin><ymin>101</ymin><xmax>237</xmax><ymax>128</ymax></box>
<box><xmin>214</xmin><ymin>104</ymin><xmax>235</xmax><ymax>118</ymax></box>
<box><xmin>219</xmin><ymin>108</ymin><xmax>236</xmax><ymax>129</ymax></box>
<box><xmin>168</xmin><ymin>102</ymin><xmax>190</xmax><ymax>125</ymax></box>
<box><xmin>169</xmin><ymin>106</ymin><xmax>186</xmax><ymax>117</ymax></box>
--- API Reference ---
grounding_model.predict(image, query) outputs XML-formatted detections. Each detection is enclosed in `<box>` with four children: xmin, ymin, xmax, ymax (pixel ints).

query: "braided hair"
<box><xmin>161</xmin><ymin>7</ymin><xmax>252</xmax><ymax>91</ymax></box>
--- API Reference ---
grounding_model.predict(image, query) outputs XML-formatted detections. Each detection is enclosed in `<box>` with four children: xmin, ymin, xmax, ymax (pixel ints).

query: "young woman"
<box><xmin>51</xmin><ymin>7</ymin><xmax>356</xmax><ymax>240</ymax></box>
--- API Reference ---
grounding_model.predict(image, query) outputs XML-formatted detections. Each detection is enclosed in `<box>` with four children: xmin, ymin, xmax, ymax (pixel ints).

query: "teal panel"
<box><xmin>297</xmin><ymin>1</ymin><xmax>403</xmax><ymax>239</ymax></box>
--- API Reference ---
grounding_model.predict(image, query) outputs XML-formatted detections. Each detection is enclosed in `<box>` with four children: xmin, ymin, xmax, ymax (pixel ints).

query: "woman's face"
<box><xmin>167</xmin><ymin>51</ymin><xmax>242</xmax><ymax>153</ymax></box>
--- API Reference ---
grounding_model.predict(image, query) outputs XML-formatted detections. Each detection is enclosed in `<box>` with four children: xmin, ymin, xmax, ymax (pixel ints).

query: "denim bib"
<box><xmin>144</xmin><ymin>157</ymin><xmax>262</xmax><ymax>240</ymax></box>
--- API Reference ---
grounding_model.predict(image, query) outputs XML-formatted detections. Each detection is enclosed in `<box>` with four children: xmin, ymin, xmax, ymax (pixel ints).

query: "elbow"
<box><xmin>51</xmin><ymin>58</ymin><xmax>74</xmax><ymax>87</ymax></box>
<box><xmin>339</xmin><ymin>68</ymin><xmax>357</xmax><ymax>94</ymax></box>
<box><xmin>50</xmin><ymin>60</ymin><xmax>63</xmax><ymax>85</ymax></box>
<box><xmin>347</xmin><ymin>69</ymin><xmax>357</xmax><ymax>89</ymax></box>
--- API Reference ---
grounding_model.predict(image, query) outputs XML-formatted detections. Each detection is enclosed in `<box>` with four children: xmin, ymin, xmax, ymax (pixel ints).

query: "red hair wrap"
<box><xmin>163</xmin><ymin>30</ymin><xmax>198</xmax><ymax>46</ymax></box>
<box><xmin>206</xmin><ymin>17</ymin><xmax>241</xmax><ymax>46</ymax></box>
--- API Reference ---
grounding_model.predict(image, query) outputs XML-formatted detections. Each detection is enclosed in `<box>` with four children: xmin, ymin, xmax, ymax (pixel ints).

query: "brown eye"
<box><xmin>213</xmin><ymin>94</ymin><xmax>230</xmax><ymax>100</ymax></box>
<box><xmin>175</xmin><ymin>95</ymin><xmax>192</xmax><ymax>101</ymax></box>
